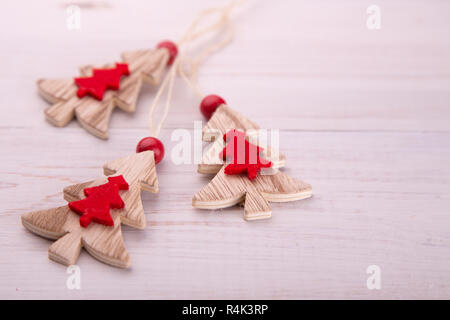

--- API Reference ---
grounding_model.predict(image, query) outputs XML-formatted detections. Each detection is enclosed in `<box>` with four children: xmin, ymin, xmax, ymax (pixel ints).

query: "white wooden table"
<box><xmin>1</xmin><ymin>0</ymin><xmax>449</xmax><ymax>299</ymax></box>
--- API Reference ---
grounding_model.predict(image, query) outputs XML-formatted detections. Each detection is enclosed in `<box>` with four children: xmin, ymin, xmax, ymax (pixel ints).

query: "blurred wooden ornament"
<box><xmin>38</xmin><ymin>46</ymin><xmax>174</xmax><ymax>139</ymax></box>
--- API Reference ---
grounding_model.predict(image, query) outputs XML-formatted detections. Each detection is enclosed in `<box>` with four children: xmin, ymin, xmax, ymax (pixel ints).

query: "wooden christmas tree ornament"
<box><xmin>38</xmin><ymin>47</ymin><xmax>172</xmax><ymax>139</ymax></box>
<box><xmin>21</xmin><ymin>151</ymin><xmax>158</xmax><ymax>268</ymax></box>
<box><xmin>198</xmin><ymin>103</ymin><xmax>286</xmax><ymax>174</ymax></box>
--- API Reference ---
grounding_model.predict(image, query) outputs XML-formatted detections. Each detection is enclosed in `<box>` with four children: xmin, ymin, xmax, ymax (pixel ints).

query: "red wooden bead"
<box><xmin>157</xmin><ymin>41</ymin><xmax>178</xmax><ymax>66</ymax></box>
<box><xmin>136</xmin><ymin>137</ymin><xmax>165</xmax><ymax>164</ymax></box>
<box><xmin>200</xmin><ymin>94</ymin><xmax>226</xmax><ymax>119</ymax></box>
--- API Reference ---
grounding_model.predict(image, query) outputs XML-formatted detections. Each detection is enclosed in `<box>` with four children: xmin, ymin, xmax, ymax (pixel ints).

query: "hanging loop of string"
<box><xmin>149</xmin><ymin>0</ymin><xmax>244</xmax><ymax>138</ymax></box>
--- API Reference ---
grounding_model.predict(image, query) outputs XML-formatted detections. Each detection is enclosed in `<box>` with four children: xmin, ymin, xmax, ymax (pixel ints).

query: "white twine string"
<box><xmin>149</xmin><ymin>0</ymin><xmax>244</xmax><ymax>137</ymax></box>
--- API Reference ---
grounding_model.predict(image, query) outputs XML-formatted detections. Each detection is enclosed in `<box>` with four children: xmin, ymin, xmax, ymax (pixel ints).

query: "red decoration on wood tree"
<box><xmin>220</xmin><ymin>129</ymin><xmax>272</xmax><ymax>180</ymax></box>
<box><xmin>37</xmin><ymin>45</ymin><xmax>172</xmax><ymax>139</ymax></box>
<box><xmin>21</xmin><ymin>151</ymin><xmax>159</xmax><ymax>268</ymax></box>
<box><xmin>68</xmin><ymin>175</ymin><xmax>129</xmax><ymax>228</ymax></box>
<box><xmin>74</xmin><ymin>63</ymin><xmax>130</xmax><ymax>101</ymax></box>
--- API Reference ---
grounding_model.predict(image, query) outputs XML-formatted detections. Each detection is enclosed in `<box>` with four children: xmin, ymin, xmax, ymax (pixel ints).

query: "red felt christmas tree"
<box><xmin>220</xmin><ymin>129</ymin><xmax>272</xmax><ymax>180</ymax></box>
<box><xmin>68</xmin><ymin>175</ymin><xmax>129</xmax><ymax>228</ymax></box>
<box><xmin>74</xmin><ymin>63</ymin><xmax>130</xmax><ymax>100</ymax></box>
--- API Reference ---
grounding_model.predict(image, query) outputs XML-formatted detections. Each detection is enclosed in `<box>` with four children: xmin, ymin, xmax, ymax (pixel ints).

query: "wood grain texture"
<box><xmin>1</xmin><ymin>0</ymin><xmax>450</xmax><ymax>299</ymax></box>
<box><xmin>22</xmin><ymin>203</ymin><xmax>132</xmax><ymax>268</ymax></box>
<box><xmin>193</xmin><ymin>166</ymin><xmax>312</xmax><ymax>220</ymax></box>
<box><xmin>20</xmin><ymin>151</ymin><xmax>158</xmax><ymax>268</ymax></box>
<box><xmin>39</xmin><ymin>48</ymin><xmax>169</xmax><ymax>139</ymax></box>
